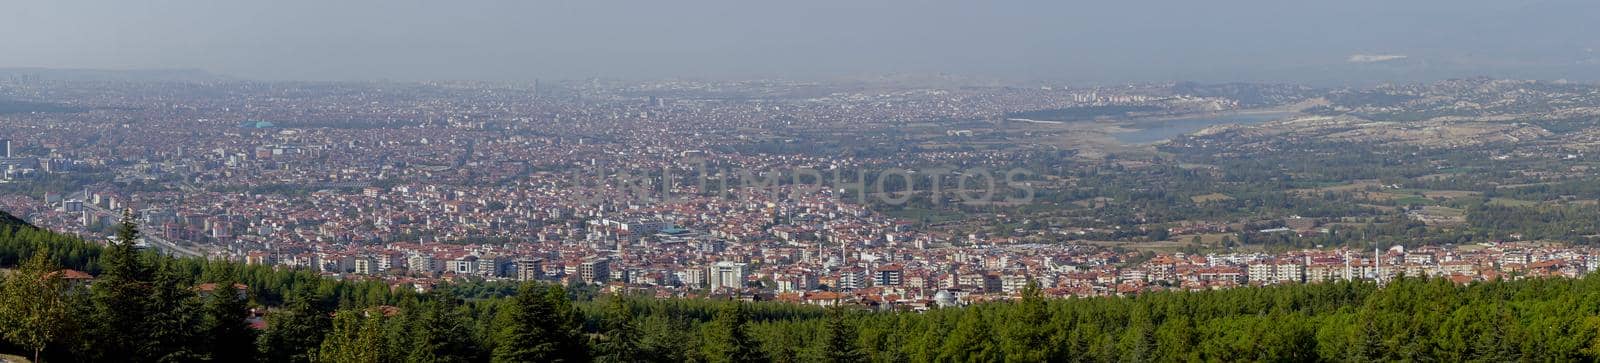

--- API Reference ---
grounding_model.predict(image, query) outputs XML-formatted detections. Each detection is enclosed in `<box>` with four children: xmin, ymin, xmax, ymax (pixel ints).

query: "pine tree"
<box><xmin>383</xmin><ymin>297</ymin><xmax>421</xmax><ymax>361</ymax></box>
<box><xmin>637</xmin><ymin>314</ymin><xmax>691</xmax><ymax>363</ymax></box>
<box><xmin>492</xmin><ymin>283</ymin><xmax>588</xmax><ymax>363</ymax></box>
<box><xmin>147</xmin><ymin>262</ymin><xmax>204</xmax><ymax>362</ymax></box>
<box><xmin>408</xmin><ymin>292</ymin><xmax>483</xmax><ymax>362</ymax></box>
<box><xmin>91</xmin><ymin>210</ymin><xmax>156</xmax><ymax>361</ymax></box>
<box><xmin>822</xmin><ymin>307</ymin><xmax>865</xmax><ymax>363</ymax></box>
<box><xmin>1485</xmin><ymin>305</ymin><xmax>1522</xmax><ymax>362</ymax></box>
<box><xmin>1004</xmin><ymin>280</ymin><xmax>1053</xmax><ymax>362</ymax></box>
<box><xmin>1351</xmin><ymin>315</ymin><xmax>1386</xmax><ymax>362</ymax></box>
<box><xmin>105</xmin><ymin>209</ymin><xmax>152</xmax><ymax>281</ymax></box>
<box><xmin>0</xmin><ymin>247</ymin><xmax>72</xmax><ymax>363</ymax></box>
<box><xmin>596</xmin><ymin>296</ymin><xmax>643</xmax><ymax>363</ymax></box>
<box><xmin>199</xmin><ymin>279</ymin><xmax>258</xmax><ymax>362</ymax></box>
<box><xmin>319</xmin><ymin>310</ymin><xmax>385</xmax><ymax>363</ymax></box>
<box><xmin>940</xmin><ymin>309</ymin><xmax>1000</xmax><ymax>362</ymax></box>
<box><xmin>491</xmin><ymin>283</ymin><xmax>553</xmax><ymax>363</ymax></box>
<box><xmin>1154</xmin><ymin>314</ymin><xmax>1197</xmax><ymax>362</ymax></box>
<box><xmin>704</xmin><ymin>302</ymin><xmax>768</xmax><ymax>363</ymax></box>
<box><xmin>259</xmin><ymin>283</ymin><xmax>332</xmax><ymax>363</ymax></box>
<box><xmin>1120</xmin><ymin>310</ymin><xmax>1156</xmax><ymax>363</ymax></box>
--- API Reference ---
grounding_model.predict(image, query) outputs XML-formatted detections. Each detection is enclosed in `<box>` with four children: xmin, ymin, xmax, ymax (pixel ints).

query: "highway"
<box><xmin>67</xmin><ymin>191</ymin><xmax>206</xmax><ymax>258</ymax></box>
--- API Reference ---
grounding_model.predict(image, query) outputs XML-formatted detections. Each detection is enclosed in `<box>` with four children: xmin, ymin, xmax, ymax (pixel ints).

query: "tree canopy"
<box><xmin>6</xmin><ymin>211</ymin><xmax>1600</xmax><ymax>362</ymax></box>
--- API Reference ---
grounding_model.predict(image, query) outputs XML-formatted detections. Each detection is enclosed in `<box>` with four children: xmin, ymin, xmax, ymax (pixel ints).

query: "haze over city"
<box><xmin>5</xmin><ymin>0</ymin><xmax>1600</xmax><ymax>83</ymax></box>
<box><xmin>12</xmin><ymin>1</ymin><xmax>1600</xmax><ymax>362</ymax></box>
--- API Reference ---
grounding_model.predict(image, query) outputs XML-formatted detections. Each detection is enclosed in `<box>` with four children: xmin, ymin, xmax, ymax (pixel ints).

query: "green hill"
<box><xmin>0</xmin><ymin>211</ymin><xmax>30</xmax><ymax>229</ymax></box>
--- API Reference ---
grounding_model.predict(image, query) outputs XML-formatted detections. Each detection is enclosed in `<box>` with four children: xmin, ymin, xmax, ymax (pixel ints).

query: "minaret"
<box><xmin>616</xmin><ymin>238</ymin><xmax>626</xmax><ymax>262</ymax></box>
<box><xmin>1343</xmin><ymin>250</ymin><xmax>1352</xmax><ymax>281</ymax></box>
<box><xmin>1374</xmin><ymin>247</ymin><xmax>1382</xmax><ymax>283</ymax></box>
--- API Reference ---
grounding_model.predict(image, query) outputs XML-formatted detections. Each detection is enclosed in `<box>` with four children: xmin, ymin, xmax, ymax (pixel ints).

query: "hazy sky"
<box><xmin>4</xmin><ymin>0</ymin><xmax>1598</xmax><ymax>83</ymax></box>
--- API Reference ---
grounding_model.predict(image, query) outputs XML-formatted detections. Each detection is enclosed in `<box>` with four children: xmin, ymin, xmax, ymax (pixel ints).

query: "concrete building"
<box><xmin>514</xmin><ymin>258</ymin><xmax>544</xmax><ymax>281</ymax></box>
<box><xmin>580</xmin><ymin>257</ymin><xmax>610</xmax><ymax>284</ymax></box>
<box><xmin>446</xmin><ymin>255</ymin><xmax>482</xmax><ymax>275</ymax></box>
<box><xmin>875</xmin><ymin>264</ymin><xmax>904</xmax><ymax>286</ymax></box>
<box><xmin>354</xmin><ymin>256</ymin><xmax>378</xmax><ymax>275</ymax></box>
<box><xmin>708</xmin><ymin>261</ymin><xmax>748</xmax><ymax>291</ymax></box>
<box><xmin>681</xmin><ymin>266</ymin><xmax>708</xmax><ymax>288</ymax></box>
<box><xmin>837</xmin><ymin>267</ymin><xmax>868</xmax><ymax>291</ymax></box>
<box><xmin>408</xmin><ymin>253</ymin><xmax>439</xmax><ymax>274</ymax></box>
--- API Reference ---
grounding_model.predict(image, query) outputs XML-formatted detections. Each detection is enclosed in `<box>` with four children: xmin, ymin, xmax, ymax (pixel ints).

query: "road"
<box><xmin>66</xmin><ymin>191</ymin><xmax>206</xmax><ymax>258</ymax></box>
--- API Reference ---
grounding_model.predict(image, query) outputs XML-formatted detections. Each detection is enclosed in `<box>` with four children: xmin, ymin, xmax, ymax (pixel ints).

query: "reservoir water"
<box><xmin>1112</xmin><ymin>112</ymin><xmax>1292</xmax><ymax>143</ymax></box>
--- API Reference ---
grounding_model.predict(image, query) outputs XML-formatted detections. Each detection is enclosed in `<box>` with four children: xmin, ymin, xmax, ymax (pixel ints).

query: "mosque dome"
<box><xmin>934</xmin><ymin>290</ymin><xmax>958</xmax><ymax>307</ymax></box>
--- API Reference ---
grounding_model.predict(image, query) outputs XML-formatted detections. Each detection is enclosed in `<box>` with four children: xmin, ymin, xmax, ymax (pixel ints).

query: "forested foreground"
<box><xmin>6</xmin><ymin>213</ymin><xmax>1600</xmax><ymax>362</ymax></box>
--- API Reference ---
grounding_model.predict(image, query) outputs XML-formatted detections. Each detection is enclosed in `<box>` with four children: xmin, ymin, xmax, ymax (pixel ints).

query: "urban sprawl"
<box><xmin>4</xmin><ymin>77</ymin><xmax>1597</xmax><ymax>310</ymax></box>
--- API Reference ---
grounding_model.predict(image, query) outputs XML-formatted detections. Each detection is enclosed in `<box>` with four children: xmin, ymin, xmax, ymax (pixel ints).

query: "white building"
<box><xmin>708</xmin><ymin>261</ymin><xmax>748</xmax><ymax>291</ymax></box>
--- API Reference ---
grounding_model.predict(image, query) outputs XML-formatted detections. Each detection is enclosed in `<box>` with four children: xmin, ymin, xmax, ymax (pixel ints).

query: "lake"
<box><xmin>1112</xmin><ymin>112</ymin><xmax>1292</xmax><ymax>144</ymax></box>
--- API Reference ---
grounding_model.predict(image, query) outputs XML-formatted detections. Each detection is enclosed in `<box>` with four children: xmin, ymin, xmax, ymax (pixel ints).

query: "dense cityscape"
<box><xmin>5</xmin><ymin>78</ymin><xmax>1600</xmax><ymax>311</ymax></box>
<box><xmin>10</xmin><ymin>1</ymin><xmax>1600</xmax><ymax>361</ymax></box>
